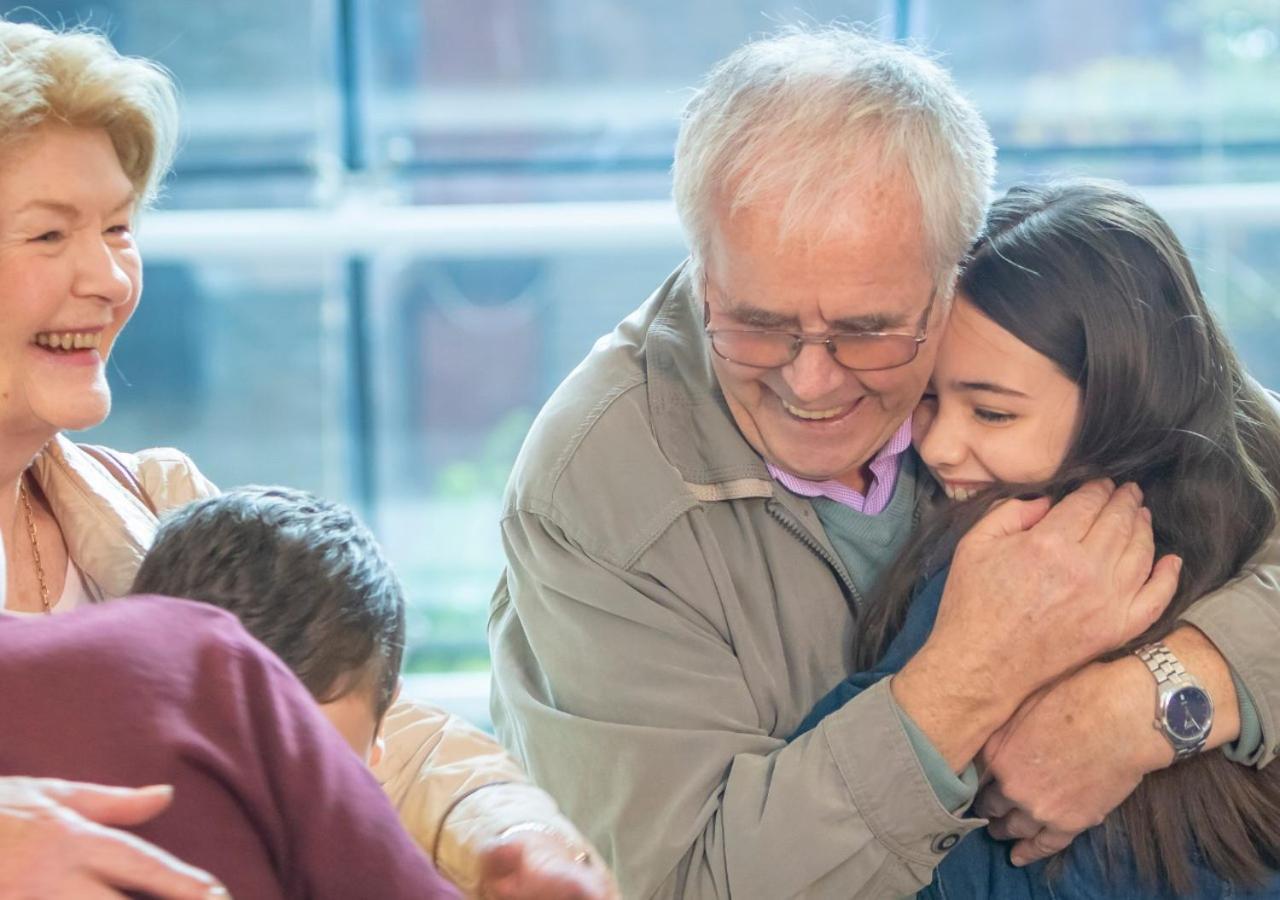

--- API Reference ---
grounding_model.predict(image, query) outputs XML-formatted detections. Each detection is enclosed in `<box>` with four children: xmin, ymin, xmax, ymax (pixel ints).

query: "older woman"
<box><xmin>0</xmin><ymin>20</ymin><xmax>613</xmax><ymax>900</ymax></box>
<box><xmin>0</xmin><ymin>22</ymin><xmax>191</xmax><ymax>613</ymax></box>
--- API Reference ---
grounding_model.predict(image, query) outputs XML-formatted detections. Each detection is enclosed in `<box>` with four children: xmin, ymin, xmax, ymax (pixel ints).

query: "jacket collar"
<box><xmin>644</xmin><ymin>261</ymin><xmax>774</xmax><ymax>498</ymax></box>
<box><xmin>29</xmin><ymin>435</ymin><xmax>156</xmax><ymax>600</ymax></box>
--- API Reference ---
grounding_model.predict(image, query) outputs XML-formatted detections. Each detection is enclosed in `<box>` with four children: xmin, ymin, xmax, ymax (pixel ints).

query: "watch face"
<box><xmin>1165</xmin><ymin>686</ymin><xmax>1213</xmax><ymax>741</ymax></box>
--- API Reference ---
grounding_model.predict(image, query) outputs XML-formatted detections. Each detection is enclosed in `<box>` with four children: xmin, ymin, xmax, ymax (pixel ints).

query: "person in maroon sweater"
<box><xmin>0</xmin><ymin>595</ymin><xmax>461</xmax><ymax>900</ymax></box>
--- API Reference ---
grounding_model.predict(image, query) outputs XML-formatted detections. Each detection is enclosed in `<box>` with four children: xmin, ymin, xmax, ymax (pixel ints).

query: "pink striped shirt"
<box><xmin>767</xmin><ymin>416</ymin><xmax>913</xmax><ymax>515</ymax></box>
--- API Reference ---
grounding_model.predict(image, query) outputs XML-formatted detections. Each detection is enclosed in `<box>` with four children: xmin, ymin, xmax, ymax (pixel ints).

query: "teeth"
<box><xmin>784</xmin><ymin>402</ymin><xmax>847</xmax><ymax>421</ymax></box>
<box><xmin>943</xmin><ymin>485</ymin><xmax>985</xmax><ymax>501</ymax></box>
<box><xmin>34</xmin><ymin>331</ymin><xmax>101</xmax><ymax>351</ymax></box>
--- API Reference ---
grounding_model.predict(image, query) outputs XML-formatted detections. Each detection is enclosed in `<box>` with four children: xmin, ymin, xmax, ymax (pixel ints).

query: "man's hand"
<box><xmin>976</xmin><ymin>625</ymin><xmax>1241</xmax><ymax>866</ymax></box>
<box><xmin>0</xmin><ymin>777</ymin><xmax>228</xmax><ymax>899</ymax></box>
<box><xmin>973</xmin><ymin>658</ymin><xmax>1168</xmax><ymax>865</ymax></box>
<box><xmin>894</xmin><ymin>480</ymin><xmax>1181</xmax><ymax>771</ymax></box>
<box><xmin>477</xmin><ymin>826</ymin><xmax>619</xmax><ymax>900</ymax></box>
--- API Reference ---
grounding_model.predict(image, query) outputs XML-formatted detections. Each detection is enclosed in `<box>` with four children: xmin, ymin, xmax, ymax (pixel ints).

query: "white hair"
<box><xmin>672</xmin><ymin>25</ymin><xmax>995</xmax><ymax>294</ymax></box>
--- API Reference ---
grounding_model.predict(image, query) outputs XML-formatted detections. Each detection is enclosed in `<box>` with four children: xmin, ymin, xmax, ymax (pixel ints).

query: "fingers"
<box><xmin>1032</xmin><ymin>478</ymin><xmax>1116</xmax><ymax>542</ymax></box>
<box><xmin>478</xmin><ymin>840</ymin><xmax>525</xmax><ymax>881</ymax></box>
<box><xmin>42</xmin><ymin>780</ymin><xmax>175</xmax><ymax>828</ymax></box>
<box><xmin>81</xmin><ymin>820</ymin><xmax>228</xmax><ymax>900</ymax></box>
<box><xmin>973</xmin><ymin>785</ymin><xmax>1015</xmax><ymax>820</ymax></box>
<box><xmin>967</xmin><ymin>495</ymin><xmax>1053</xmax><ymax>541</ymax></box>
<box><xmin>987</xmin><ymin>809</ymin><xmax>1041</xmax><ymax>841</ymax></box>
<box><xmin>1081</xmin><ymin>483</ymin><xmax>1144</xmax><ymax>558</ymax></box>
<box><xmin>1112</xmin><ymin>505</ymin><xmax>1156</xmax><ymax>596</ymax></box>
<box><xmin>478</xmin><ymin>835</ymin><xmax>615</xmax><ymax>900</ymax></box>
<box><xmin>1010</xmin><ymin>828</ymin><xmax>1078</xmax><ymax>866</ymax></box>
<box><xmin>1125</xmin><ymin>554</ymin><xmax>1183</xmax><ymax>639</ymax></box>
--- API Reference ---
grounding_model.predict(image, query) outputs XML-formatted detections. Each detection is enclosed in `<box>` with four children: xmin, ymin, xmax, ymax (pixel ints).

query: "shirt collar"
<box><xmin>767</xmin><ymin>415</ymin><xmax>913</xmax><ymax>514</ymax></box>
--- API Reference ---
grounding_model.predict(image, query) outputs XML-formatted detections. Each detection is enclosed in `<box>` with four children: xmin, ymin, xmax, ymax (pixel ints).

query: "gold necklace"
<box><xmin>17</xmin><ymin>477</ymin><xmax>52</xmax><ymax>614</ymax></box>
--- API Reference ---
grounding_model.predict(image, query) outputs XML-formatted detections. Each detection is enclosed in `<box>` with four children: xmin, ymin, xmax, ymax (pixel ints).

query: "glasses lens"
<box><xmin>831</xmin><ymin>334</ymin><xmax>918</xmax><ymax>371</ymax></box>
<box><xmin>710</xmin><ymin>331</ymin><xmax>797</xmax><ymax>367</ymax></box>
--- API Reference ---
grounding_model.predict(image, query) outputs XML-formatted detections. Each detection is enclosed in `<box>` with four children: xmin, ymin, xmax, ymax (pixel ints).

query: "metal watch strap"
<box><xmin>1135</xmin><ymin>640</ymin><xmax>1205</xmax><ymax>760</ymax></box>
<box><xmin>1136</xmin><ymin>641</ymin><xmax>1188</xmax><ymax>686</ymax></box>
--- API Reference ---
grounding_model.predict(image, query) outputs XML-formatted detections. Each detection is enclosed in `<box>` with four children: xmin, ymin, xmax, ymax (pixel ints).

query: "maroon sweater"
<box><xmin>0</xmin><ymin>596</ymin><xmax>460</xmax><ymax>900</ymax></box>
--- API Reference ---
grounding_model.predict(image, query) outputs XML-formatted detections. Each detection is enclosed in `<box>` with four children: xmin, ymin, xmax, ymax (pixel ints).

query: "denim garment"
<box><xmin>792</xmin><ymin>567</ymin><xmax>1280</xmax><ymax>899</ymax></box>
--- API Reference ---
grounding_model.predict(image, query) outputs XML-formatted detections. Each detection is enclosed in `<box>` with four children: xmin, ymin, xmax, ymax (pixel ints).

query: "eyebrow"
<box><xmin>948</xmin><ymin>379</ymin><xmax>1030</xmax><ymax>399</ymax></box>
<box><xmin>721</xmin><ymin>300</ymin><xmax>910</xmax><ymax>332</ymax></box>
<box><xmin>14</xmin><ymin>194</ymin><xmax>136</xmax><ymax>218</ymax></box>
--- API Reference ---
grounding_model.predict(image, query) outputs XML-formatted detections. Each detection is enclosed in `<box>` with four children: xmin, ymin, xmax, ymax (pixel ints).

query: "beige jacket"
<box><xmin>32</xmin><ymin>435</ymin><xmax>592</xmax><ymax>896</ymax></box>
<box><xmin>490</xmin><ymin>263</ymin><xmax>1280</xmax><ymax>900</ymax></box>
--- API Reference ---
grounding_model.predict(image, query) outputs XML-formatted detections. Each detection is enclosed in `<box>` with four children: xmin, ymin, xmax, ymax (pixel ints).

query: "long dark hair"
<box><xmin>856</xmin><ymin>179</ymin><xmax>1280</xmax><ymax>893</ymax></box>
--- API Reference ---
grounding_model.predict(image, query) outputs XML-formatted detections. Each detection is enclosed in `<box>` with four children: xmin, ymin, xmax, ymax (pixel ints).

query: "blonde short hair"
<box><xmin>0</xmin><ymin>19</ymin><xmax>179</xmax><ymax>208</ymax></box>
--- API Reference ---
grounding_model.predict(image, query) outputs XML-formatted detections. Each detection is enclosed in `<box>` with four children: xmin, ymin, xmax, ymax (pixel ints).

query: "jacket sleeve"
<box><xmin>1180</xmin><ymin>528</ymin><xmax>1280</xmax><ymax>768</ymax></box>
<box><xmin>491</xmin><ymin>509</ymin><xmax>981</xmax><ymax>900</ymax></box>
<box><xmin>374</xmin><ymin>697</ymin><xmax>602</xmax><ymax>897</ymax></box>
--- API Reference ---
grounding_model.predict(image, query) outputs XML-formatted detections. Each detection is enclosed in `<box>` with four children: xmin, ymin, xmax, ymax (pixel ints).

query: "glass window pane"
<box><xmin>1166</xmin><ymin>213</ymin><xmax>1280</xmax><ymax>390</ymax></box>
<box><xmin>359</xmin><ymin>0</ymin><xmax>886</xmax><ymax>200</ymax></box>
<box><xmin>369</xmin><ymin>246</ymin><xmax>686</xmax><ymax>670</ymax></box>
<box><xmin>78</xmin><ymin>257</ymin><xmax>356</xmax><ymax>498</ymax></box>
<box><xmin>915</xmin><ymin>0</ymin><xmax>1280</xmax><ymax>184</ymax></box>
<box><xmin>9</xmin><ymin>0</ymin><xmax>339</xmax><ymax>205</ymax></box>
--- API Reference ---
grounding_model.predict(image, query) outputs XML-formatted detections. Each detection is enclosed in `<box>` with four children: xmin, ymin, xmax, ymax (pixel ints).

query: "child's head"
<box><xmin>915</xmin><ymin>178</ymin><xmax>1244</xmax><ymax>496</ymax></box>
<box><xmin>131</xmin><ymin>486</ymin><xmax>405</xmax><ymax>765</ymax></box>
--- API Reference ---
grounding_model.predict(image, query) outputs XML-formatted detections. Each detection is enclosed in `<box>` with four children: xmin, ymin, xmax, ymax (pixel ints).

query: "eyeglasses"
<box><xmin>702</xmin><ymin>276</ymin><xmax>936</xmax><ymax>372</ymax></box>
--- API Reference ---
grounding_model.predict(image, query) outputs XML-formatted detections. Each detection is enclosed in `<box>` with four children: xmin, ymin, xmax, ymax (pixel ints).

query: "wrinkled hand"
<box><xmin>477</xmin><ymin>828</ymin><xmax>618</xmax><ymax>900</ymax></box>
<box><xmin>0</xmin><ymin>777</ymin><xmax>227</xmax><ymax>899</ymax></box>
<box><xmin>934</xmin><ymin>480</ymin><xmax>1179</xmax><ymax>708</ymax></box>
<box><xmin>975</xmin><ymin>657</ymin><xmax>1175</xmax><ymax>866</ymax></box>
<box><xmin>894</xmin><ymin>481</ymin><xmax>1180</xmax><ymax>771</ymax></box>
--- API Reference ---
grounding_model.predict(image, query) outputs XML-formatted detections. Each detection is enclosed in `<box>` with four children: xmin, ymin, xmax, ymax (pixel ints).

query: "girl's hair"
<box><xmin>857</xmin><ymin>179</ymin><xmax>1280</xmax><ymax>893</ymax></box>
<box><xmin>0</xmin><ymin>19</ymin><xmax>179</xmax><ymax>208</ymax></box>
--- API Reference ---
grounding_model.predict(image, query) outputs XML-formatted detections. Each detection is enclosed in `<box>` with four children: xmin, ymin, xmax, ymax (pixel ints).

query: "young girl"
<box><xmin>795</xmin><ymin>179</ymin><xmax>1280</xmax><ymax>898</ymax></box>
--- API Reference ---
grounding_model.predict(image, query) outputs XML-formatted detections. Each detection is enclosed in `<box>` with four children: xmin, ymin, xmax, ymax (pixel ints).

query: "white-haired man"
<box><xmin>491</xmin><ymin>28</ymin><xmax>1279</xmax><ymax>898</ymax></box>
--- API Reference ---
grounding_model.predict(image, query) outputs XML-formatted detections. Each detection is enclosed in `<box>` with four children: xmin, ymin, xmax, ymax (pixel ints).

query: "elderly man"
<box><xmin>490</xmin><ymin>27</ymin><xmax>1280</xmax><ymax>899</ymax></box>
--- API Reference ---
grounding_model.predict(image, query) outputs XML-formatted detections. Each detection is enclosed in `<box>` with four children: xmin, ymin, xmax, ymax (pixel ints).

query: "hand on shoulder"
<box><xmin>0</xmin><ymin>777</ymin><xmax>226</xmax><ymax>899</ymax></box>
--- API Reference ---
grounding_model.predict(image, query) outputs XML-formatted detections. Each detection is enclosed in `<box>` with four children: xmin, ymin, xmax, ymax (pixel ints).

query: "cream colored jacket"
<box><xmin>32</xmin><ymin>434</ymin><xmax>592</xmax><ymax>896</ymax></box>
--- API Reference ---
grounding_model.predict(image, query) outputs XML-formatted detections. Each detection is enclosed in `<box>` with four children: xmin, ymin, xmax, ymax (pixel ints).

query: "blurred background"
<box><xmin>9</xmin><ymin>0</ymin><xmax>1279</xmax><ymax>722</ymax></box>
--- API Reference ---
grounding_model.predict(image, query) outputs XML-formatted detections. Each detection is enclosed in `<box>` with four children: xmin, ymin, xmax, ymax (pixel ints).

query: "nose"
<box><xmin>780</xmin><ymin>340</ymin><xmax>848</xmax><ymax>403</ymax></box>
<box><xmin>72</xmin><ymin>232</ymin><xmax>134</xmax><ymax>307</ymax></box>
<box><xmin>915</xmin><ymin>400</ymin><xmax>967</xmax><ymax>471</ymax></box>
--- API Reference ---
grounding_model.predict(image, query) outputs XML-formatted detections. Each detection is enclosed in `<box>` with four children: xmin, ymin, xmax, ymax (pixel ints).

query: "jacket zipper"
<box><xmin>766</xmin><ymin>499</ymin><xmax>865</xmax><ymax>612</ymax></box>
<box><xmin>766</xmin><ymin>478</ymin><xmax>927</xmax><ymax>616</ymax></box>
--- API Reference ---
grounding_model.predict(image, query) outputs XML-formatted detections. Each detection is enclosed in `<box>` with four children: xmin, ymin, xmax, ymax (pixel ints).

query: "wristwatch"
<box><xmin>1134</xmin><ymin>641</ymin><xmax>1214</xmax><ymax>761</ymax></box>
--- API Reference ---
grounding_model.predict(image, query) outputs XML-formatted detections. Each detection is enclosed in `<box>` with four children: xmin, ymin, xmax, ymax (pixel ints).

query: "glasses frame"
<box><xmin>701</xmin><ymin>273</ymin><xmax>937</xmax><ymax>373</ymax></box>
